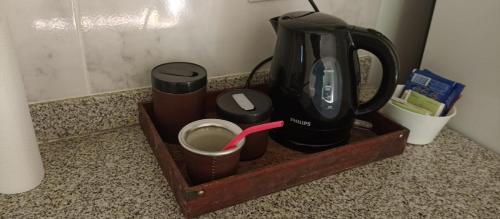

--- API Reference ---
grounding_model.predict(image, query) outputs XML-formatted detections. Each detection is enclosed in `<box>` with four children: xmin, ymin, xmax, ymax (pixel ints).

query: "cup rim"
<box><xmin>178</xmin><ymin>119</ymin><xmax>245</xmax><ymax>156</ymax></box>
<box><xmin>386</xmin><ymin>100</ymin><xmax>457</xmax><ymax>119</ymax></box>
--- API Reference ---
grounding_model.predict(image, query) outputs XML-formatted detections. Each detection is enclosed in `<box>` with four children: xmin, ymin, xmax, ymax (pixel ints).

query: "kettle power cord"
<box><xmin>245</xmin><ymin>56</ymin><xmax>273</xmax><ymax>88</ymax></box>
<box><xmin>308</xmin><ymin>0</ymin><xmax>320</xmax><ymax>12</ymax></box>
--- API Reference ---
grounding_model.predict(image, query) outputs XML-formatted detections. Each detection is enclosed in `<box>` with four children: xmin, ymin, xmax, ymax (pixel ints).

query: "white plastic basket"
<box><xmin>379</xmin><ymin>85</ymin><xmax>457</xmax><ymax>145</ymax></box>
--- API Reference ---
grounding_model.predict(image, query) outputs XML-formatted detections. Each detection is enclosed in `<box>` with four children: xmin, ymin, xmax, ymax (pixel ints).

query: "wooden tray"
<box><xmin>138</xmin><ymin>90</ymin><xmax>409</xmax><ymax>218</ymax></box>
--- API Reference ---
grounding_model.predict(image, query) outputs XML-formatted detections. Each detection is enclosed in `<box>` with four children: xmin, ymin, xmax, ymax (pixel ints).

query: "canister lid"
<box><xmin>152</xmin><ymin>62</ymin><xmax>207</xmax><ymax>94</ymax></box>
<box><xmin>216</xmin><ymin>89</ymin><xmax>272</xmax><ymax>124</ymax></box>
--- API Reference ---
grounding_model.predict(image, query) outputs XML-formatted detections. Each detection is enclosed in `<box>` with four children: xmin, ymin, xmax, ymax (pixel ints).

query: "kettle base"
<box><xmin>270</xmin><ymin>131</ymin><xmax>349</xmax><ymax>153</ymax></box>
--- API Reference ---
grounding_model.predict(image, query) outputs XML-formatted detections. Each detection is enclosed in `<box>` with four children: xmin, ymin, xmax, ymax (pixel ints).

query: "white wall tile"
<box><xmin>5</xmin><ymin>0</ymin><xmax>89</xmax><ymax>102</ymax></box>
<box><xmin>78</xmin><ymin>0</ymin><xmax>381</xmax><ymax>93</ymax></box>
<box><xmin>5</xmin><ymin>0</ymin><xmax>381</xmax><ymax>100</ymax></box>
<box><xmin>326</xmin><ymin>0</ymin><xmax>381</xmax><ymax>28</ymax></box>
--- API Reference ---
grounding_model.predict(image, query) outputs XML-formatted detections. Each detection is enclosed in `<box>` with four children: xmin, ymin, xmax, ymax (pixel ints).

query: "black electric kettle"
<box><xmin>268</xmin><ymin>11</ymin><xmax>399</xmax><ymax>152</ymax></box>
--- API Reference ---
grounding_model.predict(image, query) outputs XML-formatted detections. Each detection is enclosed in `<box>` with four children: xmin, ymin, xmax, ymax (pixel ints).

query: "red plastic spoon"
<box><xmin>222</xmin><ymin>121</ymin><xmax>285</xmax><ymax>151</ymax></box>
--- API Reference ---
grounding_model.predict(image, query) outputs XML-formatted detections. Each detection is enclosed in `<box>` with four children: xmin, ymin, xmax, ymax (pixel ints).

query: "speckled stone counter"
<box><xmin>1</xmin><ymin>125</ymin><xmax>499</xmax><ymax>218</ymax></box>
<box><xmin>2</xmin><ymin>62</ymin><xmax>499</xmax><ymax>218</ymax></box>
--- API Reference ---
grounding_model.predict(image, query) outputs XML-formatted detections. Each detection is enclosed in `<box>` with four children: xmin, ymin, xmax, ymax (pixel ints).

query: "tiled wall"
<box><xmin>5</xmin><ymin>0</ymin><xmax>381</xmax><ymax>103</ymax></box>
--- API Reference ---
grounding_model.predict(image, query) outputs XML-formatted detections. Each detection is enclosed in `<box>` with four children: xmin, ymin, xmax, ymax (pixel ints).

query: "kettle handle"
<box><xmin>349</xmin><ymin>27</ymin><xmax>399</xmax><ymax>116</ymax></box>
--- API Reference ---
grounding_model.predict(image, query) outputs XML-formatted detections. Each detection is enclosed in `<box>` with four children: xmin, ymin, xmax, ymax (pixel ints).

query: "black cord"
<box><xmin>308</xmin><ymin>0</ymin><xmax>320</xmax><ymax>12</ymax></box>
<box><xmin>245</xmin><ymin>56</ymin><xmax>273</xmax><ymax>88</ymax></box>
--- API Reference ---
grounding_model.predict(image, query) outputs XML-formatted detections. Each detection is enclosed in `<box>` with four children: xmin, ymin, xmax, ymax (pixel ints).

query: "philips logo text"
<box><xmin>290</xmin><ymin>118</ymin><xmax>312</xmax><ymax>127</ymax></box>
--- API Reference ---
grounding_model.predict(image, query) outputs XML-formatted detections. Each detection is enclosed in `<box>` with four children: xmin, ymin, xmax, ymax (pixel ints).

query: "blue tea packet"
<box><xmin>404</xmin><ymin>69</ymin><xmax>465</xmax><ymax>115</ymax></box>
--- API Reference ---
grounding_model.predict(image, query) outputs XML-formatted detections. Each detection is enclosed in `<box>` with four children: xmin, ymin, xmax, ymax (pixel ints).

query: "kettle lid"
<box><xmin>278</xmin><ymin>11</ymin><xmax>348</xmax><ymax>31</ymax></box>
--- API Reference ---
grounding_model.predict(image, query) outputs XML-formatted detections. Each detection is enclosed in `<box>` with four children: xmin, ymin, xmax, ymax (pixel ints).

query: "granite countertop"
<box><xmin>1</xmin><ymin>124</ymin><xmax>499</xmax><ymax>218</ymax></box>
<box><xmin>1</xmin><ymin>68</ymin><xmax>499</xmax><ymax>218</ymax></box>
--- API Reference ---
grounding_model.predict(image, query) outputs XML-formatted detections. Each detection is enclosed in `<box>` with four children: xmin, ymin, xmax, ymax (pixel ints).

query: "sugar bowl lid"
<box><xmin>216</xmin><ymin>89</ymin><xmax>272</xmax><ymax>124</ymax></box>
<box><xmin>152</xmin><ymin>62</ymin><xmax>207</xmax><ymax>94</ymax></box>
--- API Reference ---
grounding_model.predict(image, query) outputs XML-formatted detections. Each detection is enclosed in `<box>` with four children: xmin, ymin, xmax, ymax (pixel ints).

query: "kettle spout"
<box><xmin>270</xmin><ymin>16</ymin><xmax>279</xmax><ymax>33</ymax></box>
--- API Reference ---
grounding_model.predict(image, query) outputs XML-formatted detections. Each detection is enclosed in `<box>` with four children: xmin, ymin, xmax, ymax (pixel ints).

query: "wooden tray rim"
<box><xmin>139</xmin><ymin>101</ymin><xmax>408</xmax><ymax>193</ymax></box>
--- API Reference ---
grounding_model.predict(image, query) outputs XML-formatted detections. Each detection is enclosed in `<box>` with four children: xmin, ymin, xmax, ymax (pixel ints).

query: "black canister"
<box><xmin>152</xmin><ymin>62</ymin><xmax>207</xmax><ymax>143</ymax></box>
<box><xmin>216</xmin><ymin>89</ymin><xmax>272</xmax><ymax>160</ymax></box>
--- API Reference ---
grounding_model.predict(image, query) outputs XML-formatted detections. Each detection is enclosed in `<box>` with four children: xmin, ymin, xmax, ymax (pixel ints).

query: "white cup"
<box><xmin>379</xmin><ymin>85</ymin><xmax>457</xmax><ymax>145</ymax></box>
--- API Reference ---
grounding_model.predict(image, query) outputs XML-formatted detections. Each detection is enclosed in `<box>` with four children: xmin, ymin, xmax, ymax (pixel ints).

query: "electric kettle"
<box><xmin>268</xmin><ymin>11</ymin><xmax>399</xmax><ymax>152</ymax></box>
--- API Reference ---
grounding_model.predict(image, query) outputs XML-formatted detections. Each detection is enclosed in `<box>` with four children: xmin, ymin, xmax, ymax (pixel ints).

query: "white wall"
<box><xmin>421</xmin><ymin>0</ymin><xmax>500</xmax><ymax>153</ymax></box>
<box><xmin>4</xmin><ymin>0</ymin><xmax>381</xmax><ymax>103</ymax></box>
